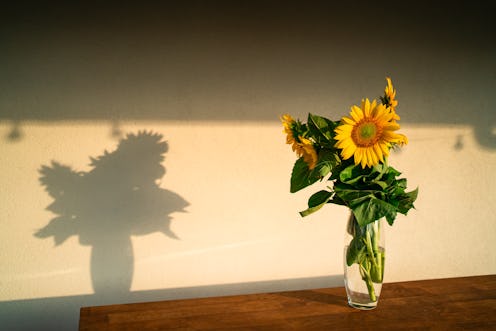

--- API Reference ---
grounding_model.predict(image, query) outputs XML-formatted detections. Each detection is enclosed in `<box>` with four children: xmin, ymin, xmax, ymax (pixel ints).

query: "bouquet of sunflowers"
<box><xmin>281</xmin><ymin>78</ymin><xmax>418</xmax><ymax>307</ymax></box>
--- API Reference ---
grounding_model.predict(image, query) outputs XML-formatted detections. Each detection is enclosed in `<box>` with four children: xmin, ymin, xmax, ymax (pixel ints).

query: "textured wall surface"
<box><xmin>1</xmin><ymin>2</ymin><xmax>495</xmax><ymax>330</ymax></box>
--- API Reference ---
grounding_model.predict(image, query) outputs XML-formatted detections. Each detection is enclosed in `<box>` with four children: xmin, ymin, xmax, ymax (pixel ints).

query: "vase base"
<box><xmin>347</xmin><ymin>298</ymin><xmax>378</xmax><ymax>310</ymax></box>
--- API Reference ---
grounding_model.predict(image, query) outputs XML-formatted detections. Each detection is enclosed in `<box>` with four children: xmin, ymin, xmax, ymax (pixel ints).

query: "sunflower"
<box><xmin>334</xmin><ymin>99</ymin><xmax>407</xmax><ymax>168</ymax></box>
<box><xmin>294</xmin><ymin>136</ymin><xmax>318</xmax><ymax>170</ymax></box>
<box><xmin>281</xmin><ymin>114</ymin><xmax>297</xmax><ymax>146</ymax></box>
<box><xmin>382</xmin><ymin>77</ymin><xmax>400</xmax><ymax>121</ymax></box>
<box><xmin>281</xmin><ymin>114</ymin><xmax>318</xmax><ymax>170</ymax></box>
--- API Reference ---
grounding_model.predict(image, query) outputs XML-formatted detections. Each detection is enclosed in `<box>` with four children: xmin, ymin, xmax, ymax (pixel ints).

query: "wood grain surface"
<box><xmin>79</xmin><ymin>275</ymin><xmax>496</xmax><ymax>330</ymax></box>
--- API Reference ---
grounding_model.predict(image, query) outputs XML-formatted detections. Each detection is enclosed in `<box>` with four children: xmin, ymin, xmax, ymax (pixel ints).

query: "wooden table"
<box><xmin>79</xmin><ymin>275</ymin><xmax>496</xmax><ymax>330</ymax></box>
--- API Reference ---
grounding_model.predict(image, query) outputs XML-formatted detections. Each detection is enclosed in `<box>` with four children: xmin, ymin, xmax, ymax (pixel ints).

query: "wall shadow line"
<box><xmin>1</xmin><ymin>2</ymin><xmax>495</xmax><ymax>148</ymax></box>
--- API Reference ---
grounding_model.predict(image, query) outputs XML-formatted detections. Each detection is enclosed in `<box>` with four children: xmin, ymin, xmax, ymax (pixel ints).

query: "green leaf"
<box><xmin>339</xmin><ymin>164</ymin><xmax>360</xmax><ymax>183</ymax></box>
<box><xmin>339</xmin><ymin>164</ymin><xmax>383</xmax><ymax>188</ymax></box>
<box><xmin>290</xmin><ymin>157</ymin><xmax>320</xmax><ymax>193</ymax></box>
<box><xmin>346</xmin><ymin>236</ymin><xmax>366</xmax><ymax>266</ymax></box>
<box><xmin>397</xmin><ymin>187</ymin><xmax>419</xmax><ymax>215</ymax></box>
<box><xmin>308</xmin><ymin>190</ymin><xmax>333</xmax><ymax>207</ymax></box>
<box><xmin>327</xmin><ymin>157</ymin><xmax>353</xmax><ymax>180</ymax></box>
<box><xmin>329</xmin><ymin>195</ymin><xmax>347</xmax><ymax>206</ymax></box>
<box><xmin>299</xmin><ymin>190</ymin><xmax>333</xmax><ymax>217</ymax></box>
<box><xmin>386</xmin><ymin>166</ymin><xmax>401</xmax><ymax>177</ymax></box>
<box><xmin>370</xmin><ymin>180</ymin><xmax>389</xmax><ymax>190</ymax></box>
<box><xmin>352</xmin><ymin>197</ymin><xmax>397</xmax><ymax>226</ymax></box>
<box><xmin>306</xmin><ymin>113</ymin><xmax>338</xmax><ymax>146</ymax></box>
<box><xmin>310</xmin><ymin>149</ymin><xmax>341</xmax><ymax>179</ymax></box>
<box><xmin>333</xmin><ymin>182</ymin><xmax>378</xmax><ymax>205</ymax></box>
<box><xmin>394</xmin><ymin>178</ymin><xmax>408</xmax><ymax>190</ymax></box>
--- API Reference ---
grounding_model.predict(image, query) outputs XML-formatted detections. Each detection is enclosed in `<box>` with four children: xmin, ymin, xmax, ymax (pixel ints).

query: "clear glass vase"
<box><xmin>343</xmin><ymin>213</ymin><xmax>385</xmax><ymax>310</ymax></box>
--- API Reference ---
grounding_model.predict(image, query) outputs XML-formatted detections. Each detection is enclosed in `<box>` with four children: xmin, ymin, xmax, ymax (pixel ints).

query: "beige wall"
<box><xmin>1</xmin><ymin>2</ymin><xmax>495</xmax><ymax>330</ymax></box>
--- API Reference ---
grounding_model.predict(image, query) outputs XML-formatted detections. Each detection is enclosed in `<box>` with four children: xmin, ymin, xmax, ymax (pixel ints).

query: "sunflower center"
<box><xmin>352</xmin><ymin>120</ymin><xmax>381</xmax><ymax>147</ymax></box>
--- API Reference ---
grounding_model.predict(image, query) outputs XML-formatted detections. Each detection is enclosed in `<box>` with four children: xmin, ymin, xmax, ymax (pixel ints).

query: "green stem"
<box><xmin>371</xmin><ymin>221</ymin><xmax>380</xmax><ymax>252</ymax></box>
<box><xmin>369</xmin><ymin>221</ymin><xmax>383</xmax><ymax>283</ymax></box>
<box><xmin>359</xmin><ymin>263</ymin><xmax>377</xmax><ymax>302</ymax></box>
<box><xmin>365</xmin><ymin>229</ymin><xmax>378</xmax><ymax>268</ymax></box>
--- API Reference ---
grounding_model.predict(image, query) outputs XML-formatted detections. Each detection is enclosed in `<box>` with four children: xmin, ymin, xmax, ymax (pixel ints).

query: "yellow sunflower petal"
<box><xmin>363</xmin><ymin>99</ymin><xmax>371</xmax><ymax>117</ymax></box>
<box><xmin>373</xmin><ymin>143</ymin><xmax>384</xmax><ymax>163</ymax></box>
<box><xmin>384</xmin><ymin>77</ymin><xmax>399</xmax><ymax>114</ymax></box>
<box><xmin>350</xmin><ymin>106</ymin><xmax>363</xmax><ymax>122</ymax></box>
<box><xmin>396</xmin><ymin>133</ymin><xmax>408</xmax><ymax>145</ymax></box>
<box><xmin>370</xmin><ymin>99</ymin><xmax>377</xmax><ymax>114</ymax></box>
<box><xmin>341</xmin><ymin>143</ymin><xmax>357</xmax><ymax>160</ymax></box>
<box><xmin>354</xmin><ymin>148</ymin><xmax>362</xmax><ymax>166</ymax></box>
<box><xmin>335</xmin><ymin>131</ymin><xmax>353</xmax><ymax>141</ymax></box>
<box><xmin>383</xmin><ymin>122</ymin><xmax>400</xmax><ymax>131</ymax></box>
<box><xmin>336</xmin><ymin>123</ymin><xmax>354</xmax><ymax>132</ymax></box>
<box><xmin>342</xmin><ymin>116</ymin><xmax>356</xmax><ymax>125</ymax></box>
<box><xmin>368</xmin><ymin>147</ymin><xmax>379</xmax><ymax>166</ymax></box>
<box><xmin>335</xmin><ymin>138</ymin><xmax>351</xmax><ymax>149</ymax></box>
<box><xmin>379</xmin><ymin>142</ymin><xmax>390</xmax><ymax>157</ymax></box>
<box><xmin>382</xmin><ymin>131</ymin><xmax>403</xmax><ymax>142</ymax></box>
<box><xmin>360</xmin><ymin>152</ymin><xmax>368</xmax><ymax>168</ymax></box>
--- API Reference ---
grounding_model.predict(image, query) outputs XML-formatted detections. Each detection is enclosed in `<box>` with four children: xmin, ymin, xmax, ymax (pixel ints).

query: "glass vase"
<box><xmin>343</xmin><ymin>213</ymin><xmax>385</xmax><ymax>310</ymax></box>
